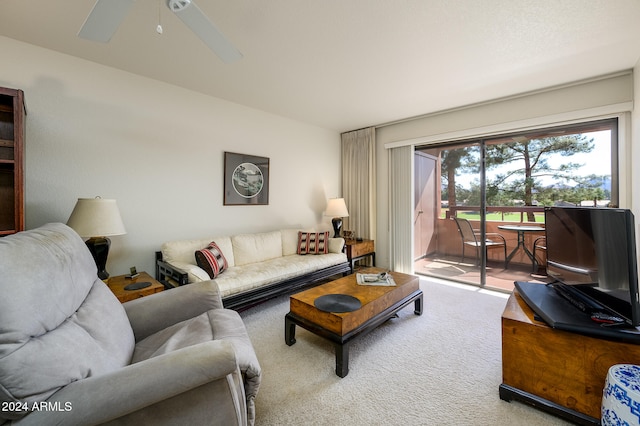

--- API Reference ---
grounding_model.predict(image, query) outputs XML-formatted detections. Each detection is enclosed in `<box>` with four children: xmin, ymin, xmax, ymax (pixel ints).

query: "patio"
<box><xmin>414</xmin><ymin>208</ymin><xmax>551</xmax><ymax>292</ymax></box>
<box><xmin>414</xmin><ymin>255</ymin><xmax>550</xmax><ymax>293</ymax></box>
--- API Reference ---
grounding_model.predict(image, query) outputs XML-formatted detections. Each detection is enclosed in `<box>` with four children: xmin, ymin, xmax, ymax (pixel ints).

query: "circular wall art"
<box><xmin>232</xmin><ymin>162</ymin><xmax>264</xmax><ymax>198</ymax></box>
<box><xmin>224</xmin><ymin>152</ymin><xmax>270</xmax><ymax>205</ymax></box>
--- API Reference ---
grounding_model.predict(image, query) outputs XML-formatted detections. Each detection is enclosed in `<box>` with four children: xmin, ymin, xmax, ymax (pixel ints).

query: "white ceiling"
<box><xmin>1</xmin><ymin>0</ymin><xmax>640</xmax><ymax>132</ymax></box>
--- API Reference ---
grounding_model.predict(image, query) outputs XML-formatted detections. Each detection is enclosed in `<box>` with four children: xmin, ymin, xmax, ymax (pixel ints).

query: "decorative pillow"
<box><xmin>195</xmin><ymin>241</ymin><xmax>229</xmax><ymax>279</ymax></box>
<box><xmin>297</xmin><ymin>231</ymin><xmax>330</xmax><ymax>255</ymax></box>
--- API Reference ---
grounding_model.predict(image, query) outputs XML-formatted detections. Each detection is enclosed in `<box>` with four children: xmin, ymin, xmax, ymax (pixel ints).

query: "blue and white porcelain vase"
<box><xmin>602</xmin><ymin>364</ymin><xmax>640</xmax><ymax>426</ymax></box>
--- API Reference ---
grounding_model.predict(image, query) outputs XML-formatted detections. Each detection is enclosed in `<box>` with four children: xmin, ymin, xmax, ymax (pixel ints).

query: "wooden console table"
<box><xmin>500</xmin><ymin>290</ymin><xmax>640</xmax><ymax>425</ymax></box>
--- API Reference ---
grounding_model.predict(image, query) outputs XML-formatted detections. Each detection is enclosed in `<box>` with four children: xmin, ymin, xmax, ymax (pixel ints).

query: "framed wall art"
<box><xmin>224</xmin><ymin>152</ymin><xmax>270</xmax><ymax>205</ymax></box>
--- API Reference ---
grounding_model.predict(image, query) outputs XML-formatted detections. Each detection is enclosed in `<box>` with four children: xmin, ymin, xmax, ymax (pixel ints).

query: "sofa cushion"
<box><xmin>281</xmin><ymin>228</ymin><xmax>315</xmax><ymax>256</ymax></box>
<box><xmin>297</xmin><ymin>231</ymin><xmax>330</xmax><ymax>255</ymax></box>
<box><xmin>195</xmin><ymin>241</ymin><xmax>229</xmax><ymax>279</ymax></box>
<box><xmin>163</xmin><ymin>236</ymin><xmax>235</xmax><ymax>268</ymax></box>
<box><xmin>214</xmin><ymin>253</ymin><xmax>347</xmax><ymax>298</ymax></box>
<box><xmin>132</xmin><ymin>309</ymin><xmax>259</xmax><ymax>381</ymax></box>
<box><xmin>132</xmin><ymin>312</ymin><xmax>213</xmax><ymax>362</ymax></box>
<box><xmin>328</xmin><ymin>237</ymin><xmax>345</xmax><ymax>254</ymax></box>
<box><xmin>131</xmin><ymin>308</ymin><xmax>261</xmax><ymax>425</ymax></box>
<box><xmin>232</xmin><ymin>231</ymin><xmax>282</xmax><ymax>266</ymax></box>
<box><xmin>0</xmin><ymin>223</ymin><xmax>135</xmax><ymax>412</ymax></box>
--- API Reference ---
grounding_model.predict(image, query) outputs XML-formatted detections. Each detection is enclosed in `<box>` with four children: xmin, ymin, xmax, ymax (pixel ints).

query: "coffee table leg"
<box><xmin>336</xmin><ymin>343</ymin><xmax>349</xmax><ymax>377</ymax></box>
<box><xmin>285</xmin><ymin>315</ymin><xmax>296</xmax><ymax>346</ymax></box>
<box><xmin>414</xmin><ymin>293</ymin><xmax>423</xmax><ymax>316</ymax></box>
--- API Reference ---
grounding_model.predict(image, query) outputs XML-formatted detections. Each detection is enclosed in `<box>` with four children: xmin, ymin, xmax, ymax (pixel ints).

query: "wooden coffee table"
<box><xmin>285</xmin><ymin>267</ymin><xmax>422</xmax><ymax>377</ymax></box>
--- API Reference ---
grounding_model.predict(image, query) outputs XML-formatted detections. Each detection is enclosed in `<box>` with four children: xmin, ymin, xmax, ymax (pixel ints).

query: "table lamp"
<box><xmin>325</xmin><ymin>197</ymin><xmax>349</xmax><ymax>238</ymax></box>
<box><xmin>67</xmin><ymin>197</ymin><xmax>126</xmax><ymax>280</ymax></box>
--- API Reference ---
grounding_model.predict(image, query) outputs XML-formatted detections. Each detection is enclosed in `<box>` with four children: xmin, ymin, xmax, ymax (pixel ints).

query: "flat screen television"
<box><xmin>544</xmin><ymin>206</ymin><xmax>640</xmax><ymax>326</ymax></box>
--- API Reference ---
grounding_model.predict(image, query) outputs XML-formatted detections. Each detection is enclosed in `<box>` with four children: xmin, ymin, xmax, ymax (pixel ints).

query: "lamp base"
<box><xmin>331</xmin><ymin>217</ymin><xmax>343</xmax><ymax>238</ymax></box>
<box><xmin>86</xmin><ymin>236</ymin><xmax>111</xmax><ymax>280</ymax></box>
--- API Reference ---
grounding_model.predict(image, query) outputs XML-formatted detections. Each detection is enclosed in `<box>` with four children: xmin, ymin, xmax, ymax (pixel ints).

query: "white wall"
<box><xmin>0</xmin><ymin>36</ymin><xmax>342</xmax><ymax>276</ymax></box>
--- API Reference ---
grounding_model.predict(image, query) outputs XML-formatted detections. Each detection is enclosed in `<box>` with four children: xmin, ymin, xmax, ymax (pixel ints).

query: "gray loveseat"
<box><xmin>0</xmin><ymin>223</ymin><xmax>261</xmax><ymax>425</ymax></box>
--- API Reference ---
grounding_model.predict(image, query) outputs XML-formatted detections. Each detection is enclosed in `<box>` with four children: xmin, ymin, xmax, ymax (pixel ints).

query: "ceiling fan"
<box><xmin>78</xmin><ymin>0</ymin><xmax>242</xmax><ymax>63</ymax></box>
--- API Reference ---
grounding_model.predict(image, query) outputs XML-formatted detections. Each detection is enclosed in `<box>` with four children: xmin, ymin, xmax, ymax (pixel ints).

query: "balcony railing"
<box><xmin>445</xmin><ymin>205</ymin><xmax>545</xmax><ymax>222</ymax></box>
<box><xmin>433</xmin><ymin>206</ymin><xmax>547</xmax><ymax>269</ymax></box>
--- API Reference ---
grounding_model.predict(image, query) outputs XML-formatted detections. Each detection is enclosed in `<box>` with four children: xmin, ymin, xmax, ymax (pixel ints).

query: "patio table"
<box><xmin>497</xmin><ymin>225</ymin><xmax>545</xmax><ymax>269</ymax></box>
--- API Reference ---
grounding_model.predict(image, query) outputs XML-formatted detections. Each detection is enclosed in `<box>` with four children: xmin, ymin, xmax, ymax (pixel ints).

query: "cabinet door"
<box><xmin>0</xmin><ymin>87</ymin><xmax>25</xmax><ymax>236</ymax></box>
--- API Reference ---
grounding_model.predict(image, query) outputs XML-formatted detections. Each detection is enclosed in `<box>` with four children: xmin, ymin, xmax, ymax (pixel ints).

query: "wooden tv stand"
<box><xmin>500</xmin><ymin>290</ymin><xmax>640</xmax><ymax>425</ymax></box>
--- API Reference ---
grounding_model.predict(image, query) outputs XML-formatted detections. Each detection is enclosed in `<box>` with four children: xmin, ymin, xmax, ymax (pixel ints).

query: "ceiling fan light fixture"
<box><xmin>168</xmin><ymin>0</ymin><xmax>192</xmax><ymax>13</ymax></box>
<box><xmin>78</xmin><ymin>0</ymin><xmax>242</xmax><ymax>63</ymax></box>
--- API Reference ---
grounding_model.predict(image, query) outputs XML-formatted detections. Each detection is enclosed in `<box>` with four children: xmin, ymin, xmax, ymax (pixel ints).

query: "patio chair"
<box><xmin>453</xmin><ymin>217</ymin><xmax>507</xmax><ymax>268</ymax></box>
<box><xmin>533</xmin><ymin>236</ymin><xmax>547</xmax><ymax>274</ymax></box>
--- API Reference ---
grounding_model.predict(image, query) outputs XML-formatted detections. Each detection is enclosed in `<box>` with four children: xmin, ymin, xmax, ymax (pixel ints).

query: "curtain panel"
<box><xmin>341</xmin><ymin>128</ymin><xmax>376</xmax><ymax>242</ymax></box>
<box><xmin>388</xmin><ymin>145</ymin><xmax>413</xmax><ymax>273</ymax></box>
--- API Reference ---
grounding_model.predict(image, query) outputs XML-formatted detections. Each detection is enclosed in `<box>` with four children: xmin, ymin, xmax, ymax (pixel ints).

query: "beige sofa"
<box><xmin>156</xmin><ymin>229</ymin><xmax>351</xmax><ymax>310</ymax></box>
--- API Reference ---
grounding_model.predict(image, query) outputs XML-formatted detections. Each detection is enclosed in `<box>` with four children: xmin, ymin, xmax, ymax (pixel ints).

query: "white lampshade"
<box><xmin>67</xmin><ymin>197</ymin><xmax>127</xmax><ymax>237</ymax></box>
<box><xmin>325</xmin><ymin>198</ymin><xmax>349</xmax><ymax>218</ymax></box>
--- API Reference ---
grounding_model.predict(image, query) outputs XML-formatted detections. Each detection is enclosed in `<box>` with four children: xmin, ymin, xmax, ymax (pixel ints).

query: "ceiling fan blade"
<box><xmin>78</xmin><ymin>0</ymin><xmax>135</xmax><ymax>43</ymax></box>
<box><xmin>168</xmin><ymin>0</ymin><xmax>242</xmax><ymax>63</ymax></box>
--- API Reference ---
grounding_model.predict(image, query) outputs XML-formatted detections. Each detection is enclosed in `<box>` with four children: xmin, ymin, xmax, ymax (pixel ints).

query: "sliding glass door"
<box><xmin>415</xmin><ymin>140</ymin><xmax>484</xmax><ymax>287</ymax></box>
<box><xmin>414</xmin><ymin>119</ymin><xmax>617</xmax><ymax>291</ymax></box>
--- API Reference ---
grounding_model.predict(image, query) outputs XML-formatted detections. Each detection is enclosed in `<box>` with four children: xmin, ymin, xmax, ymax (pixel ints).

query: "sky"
<box><xmin>544</xmin><ymin>130</ymin><xmax>611</xmax><ymax>181</ymax></box>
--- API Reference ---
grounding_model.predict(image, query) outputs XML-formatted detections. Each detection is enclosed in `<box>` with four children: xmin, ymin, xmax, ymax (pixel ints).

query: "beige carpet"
<box><xmin>240</xmin><ymin>277</ymin><xmax>573</xmax><ymax>426</ymax></box>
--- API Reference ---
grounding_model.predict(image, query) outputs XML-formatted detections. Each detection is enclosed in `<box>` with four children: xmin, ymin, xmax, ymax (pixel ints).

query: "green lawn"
<box><xmin>444</xmin><ymin>210</ymin><xmax>545</xmax><ymax>223</ymax></box>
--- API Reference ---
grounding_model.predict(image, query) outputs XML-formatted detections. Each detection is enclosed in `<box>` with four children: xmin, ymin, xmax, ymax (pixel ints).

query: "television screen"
<box><xmin>544</xmin><ymin>206</ymin><xmax>640</xmax><ymax>326</ymax></box>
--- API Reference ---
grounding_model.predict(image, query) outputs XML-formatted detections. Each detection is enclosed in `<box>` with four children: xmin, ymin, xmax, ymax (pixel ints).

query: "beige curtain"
<box><xmin>341</xmin><ymin>128</ymin><xmax>376</xmax><ymax>241</ymax></box>
<box><xmin>388</xmin><ymin>145</ymin><xmax>413</xmax><ymax>273</ymax></box>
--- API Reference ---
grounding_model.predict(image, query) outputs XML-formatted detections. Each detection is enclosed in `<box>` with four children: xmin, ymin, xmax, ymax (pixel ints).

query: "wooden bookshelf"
<box><xmin>0</xmin><ymin>87</ymin><xmax>25</xmax><ymax>236</ymax></box>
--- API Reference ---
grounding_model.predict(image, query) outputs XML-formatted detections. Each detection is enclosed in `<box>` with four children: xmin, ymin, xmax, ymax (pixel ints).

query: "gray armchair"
<box><xmin>0</xmin><ymin>223</ymin><xmax>261</xmax><ymax>425</ymax></box>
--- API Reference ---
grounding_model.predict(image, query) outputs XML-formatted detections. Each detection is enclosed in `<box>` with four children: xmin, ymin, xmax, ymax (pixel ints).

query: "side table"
<box><xmin>106</xmin><ymin>271</ymin><xmax>164</xmax><ymax>303</ymax></box>
<box><xmin>345</xmin><ymin>239</ymin><xmax>375</xmax><ymax>272</ymax></box>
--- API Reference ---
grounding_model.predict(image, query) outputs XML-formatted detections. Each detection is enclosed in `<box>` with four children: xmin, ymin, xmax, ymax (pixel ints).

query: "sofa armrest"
<box><xmin>329</xmin><ymin>237</ymin><xmax>345</xmax><ymax>254</ymax></box>
<box><xmin>16</xmin><ymin>340</ymin><xmax>241</xmax><ymax>426</ymax></box>
<box><xmin>156</xmin><ymin>251</ymin><xmax>189</xmax><ymax>286</ymax></box>
<box><xmin>124</xmin><ymin>280</ymin><xmax>224</xmax><ymax>341</ymax></box>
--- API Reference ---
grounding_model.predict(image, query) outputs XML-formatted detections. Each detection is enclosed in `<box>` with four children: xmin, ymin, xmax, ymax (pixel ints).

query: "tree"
<box><xmin>535</xmin><ymin>176</ymin><xmax>609</xmax><ymax>206</ymax></box>
<box><xmin>440</xmin><ymin>147</ymin><xmax>476</xmax><ymax>208</ymax></box>
<box><xmin>484</xmin><ymin>135</ymin><xmax>595</xmax><ymax>221</ymax></box>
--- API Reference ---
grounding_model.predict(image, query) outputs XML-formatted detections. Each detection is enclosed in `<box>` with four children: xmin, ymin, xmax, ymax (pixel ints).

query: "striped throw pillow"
<box><xmin>297</xmin><ymin>231</ymin><xmax>330</xmax><ymax>255</ymax></box>
<box><xmin>195</xmin><ymin>241</ymin><xmax>229</xmax><ymax>279</ymax></box>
